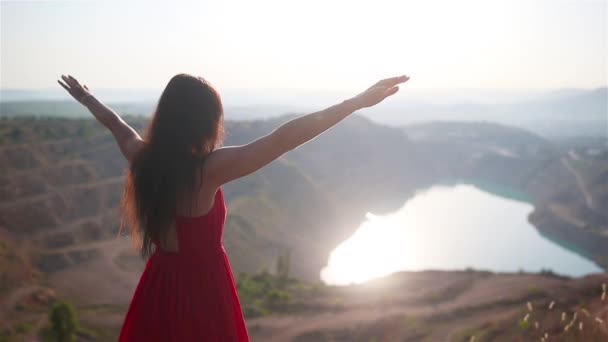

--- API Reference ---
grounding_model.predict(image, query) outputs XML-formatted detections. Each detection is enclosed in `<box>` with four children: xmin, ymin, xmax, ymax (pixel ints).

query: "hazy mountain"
<box><xmin>2</xmin><ymin>87</ymin><xmax>605</xmax><ymax>138</ymax></box>
<box><xmin>372</xmin><ymin>87</ymin><xmax>607</xmax><ymax>137</ymax></box>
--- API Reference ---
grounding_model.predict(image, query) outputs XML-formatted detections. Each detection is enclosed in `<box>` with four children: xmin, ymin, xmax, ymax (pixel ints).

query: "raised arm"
<box><xmin>205</xmin><ymin>75</ymin><xmax>409</xmax><ymax>186</ymax></box>
<box><xmin>57</xmin><ymin>75</ymin><xmax>144</xmax><ymax>162</ymax></box>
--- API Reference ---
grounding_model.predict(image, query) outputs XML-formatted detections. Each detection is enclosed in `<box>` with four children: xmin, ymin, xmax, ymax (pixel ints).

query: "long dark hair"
<box><xmin>120</xmin><ymin>74</ymin><xmax>224</xmax><ymax>258</ymax></box>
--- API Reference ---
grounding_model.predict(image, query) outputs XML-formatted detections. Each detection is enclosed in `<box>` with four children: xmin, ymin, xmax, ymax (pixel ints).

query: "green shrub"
<box><xmin>0</xmin><ymin>329</ymin><xmax>9</xmax><ymax>342</ymax></box>
<box><xmin>265</xmin><ymin>289</ymin><xmax>291</xmax><ymax>310</ymax></box>
<box><xmin>15</xmin><ymin>322</ymin><xmax>34</xmax><ymax>333</ymax></box>
<box><xmin>242</xmin><ymin>303</ymin><xmax>268</xmax><ymax>318</ymax></box>
<box><xmin>49</xmin><ymin>301</ymin><xmax>79</xmax><ymax>342</ymax></box>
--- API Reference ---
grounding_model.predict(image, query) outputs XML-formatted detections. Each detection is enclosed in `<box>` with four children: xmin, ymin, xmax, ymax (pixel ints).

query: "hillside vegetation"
<box><xmin>0</xmin><ymin>115</ymin><xmax>606</xmax><ymax>340</ymax></box>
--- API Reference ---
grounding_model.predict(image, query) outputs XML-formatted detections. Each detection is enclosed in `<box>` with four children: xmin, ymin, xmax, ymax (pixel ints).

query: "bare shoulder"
<box><xmin>125</xmin><ymin>137</ymin><xmax>145</xmax><ymax>164</ymax></box>
<box><xmin>200</xmin><ymin>148</ymin><xmax>227</xmax><ymax>185</ymax></box>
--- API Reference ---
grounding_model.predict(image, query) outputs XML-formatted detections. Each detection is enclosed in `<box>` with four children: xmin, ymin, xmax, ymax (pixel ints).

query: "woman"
<box><xmin>58</xmin><ymin>73</ymin><xmax>408</xmax><ymax>341</ymax></box>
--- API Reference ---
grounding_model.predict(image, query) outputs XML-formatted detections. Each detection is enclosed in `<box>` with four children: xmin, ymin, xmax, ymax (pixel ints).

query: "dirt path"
<box><xmin>249</xmin><ymin>296</ymin><xmax>522</xmax><ymax>342</ymax></box>
<box><xmin>251</xmin><ymin>306</ymin><xmax>435</xmax><ymax>342</ymax></box>
<box><xmin>561</xmin><ymin>155</ymin><xmax>595</xmax><ymax>211</ymax></box>
<box><xmin>249</xmin><ymin>274</ymin><xmax>564</xmax><ymax>341</ymax></box>
<box><xmin>48</xmin><ymin>238</ymin><xmax>142</xmax><ymax>306</ymax></box>
<box><xmin>31</xmin><ymin>212</ymin><xmax>108</xmax><ymax>239</ymax></box>
<box><xmin>0</xmin><ymin>285</ymin><xmax>45</xmax><ymax>321</ymax></box>
<box><xmin>0</xmin><ymin>175</ymin><xmax>122</xmax><ymax>212</ymax></box>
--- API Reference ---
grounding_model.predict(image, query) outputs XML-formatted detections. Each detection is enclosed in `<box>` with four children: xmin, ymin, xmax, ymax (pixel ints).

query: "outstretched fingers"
<box><xmin>57</xmin><ymin>79</ymin><xmax>71</xmax><ymax>92</ymax></box>
<box><xmin>68</xmin><ymin>75</ymin><xmax>82</xmax><ymax>87</ymax></box>
<box><xmin>61</xmin><ymin>75</ymin><xmax>74</xmax><ymax>88</ymax></box>
<box><xmin>61</xmin><ymin>75</ymin><xmax>81</xmax><ymax>89</ymax></box>
<box><xmin>377</xmin><ymin>75</ymin><xmax>410</xmax><ymax>88</ymax></box>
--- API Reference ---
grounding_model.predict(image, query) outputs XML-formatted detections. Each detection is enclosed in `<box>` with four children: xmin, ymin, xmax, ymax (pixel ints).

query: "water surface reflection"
<box><xmin>321</xmin><ymin>184</ymin><xmax>602</xmax><ymax>285</ymax></box>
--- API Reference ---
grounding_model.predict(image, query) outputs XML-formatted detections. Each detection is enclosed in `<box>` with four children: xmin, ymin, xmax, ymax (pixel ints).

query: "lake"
<box><xmin>320</xmin><ymin>183</ymin><xmax>603</xmax><ymax>285</ymax></box>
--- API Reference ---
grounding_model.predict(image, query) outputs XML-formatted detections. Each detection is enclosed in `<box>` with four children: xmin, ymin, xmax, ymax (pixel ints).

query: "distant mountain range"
<box><xmin>373</xmin><ymin>87</ymin><xmax>608</xmax><ymax>138</ymax></box>
<box><xmin>1</xmin><ymin>87</ymin><xmax>606</xmax><ymax>138</ymax></box>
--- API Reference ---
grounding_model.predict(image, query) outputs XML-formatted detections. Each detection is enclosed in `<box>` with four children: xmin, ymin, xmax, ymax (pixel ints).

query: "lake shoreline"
<box><xmin>321</xmin><ymin>182</ymin><xmax>602</xmax><ymax>285</ymax></box>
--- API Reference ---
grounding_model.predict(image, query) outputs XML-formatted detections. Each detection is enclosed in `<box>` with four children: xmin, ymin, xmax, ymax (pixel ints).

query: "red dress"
<box><xmin>119</xmin><ymin>188</ymin><xmax>250</xmax><ymax>341</ymax></box>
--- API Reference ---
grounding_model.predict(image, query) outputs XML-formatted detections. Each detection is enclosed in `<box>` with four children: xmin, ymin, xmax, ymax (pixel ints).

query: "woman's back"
<box><xmin>167</xmin><ymin>186</ymin><xmax>226</xmax><ymax>258</ymax></box>
<box><xmin>119</xmin><ymin>187</ymin><xmax>250</xmax><ymax>342</ymax></box>
<box><xmin>158</xmin><ymin>161</ymin><xmax>222</xmax><ymax>253</ymax></box>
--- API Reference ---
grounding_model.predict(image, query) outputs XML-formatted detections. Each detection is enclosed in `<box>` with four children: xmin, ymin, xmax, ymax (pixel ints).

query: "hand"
<box><xmin>57</xmin><ymin>75</ymin><xmax>94</xmax><ymax>106</ymax></box>
<box><xmin>350</xmin><ymin>75</ymin><xmax>409</xmax><ymax>109</ymax></box>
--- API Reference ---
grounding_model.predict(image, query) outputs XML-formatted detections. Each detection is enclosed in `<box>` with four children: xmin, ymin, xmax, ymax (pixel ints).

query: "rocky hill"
<box><xmin>0</xmin><ymin>115</ymin><xmax>606</xmax><ymax>340</ymax></box>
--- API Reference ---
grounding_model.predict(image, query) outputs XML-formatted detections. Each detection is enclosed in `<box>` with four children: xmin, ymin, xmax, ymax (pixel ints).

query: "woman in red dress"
<box><xmin>58</xmin><ymin>73</ymin><xmax>408</xmax><ymax>341</ymax></box>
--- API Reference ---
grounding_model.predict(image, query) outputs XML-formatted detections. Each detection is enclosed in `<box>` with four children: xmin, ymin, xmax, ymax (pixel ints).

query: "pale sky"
<box><xmin>1</xmin><ymin>0</ymin><xmax>606</xmax><ymax>92</ymax></box>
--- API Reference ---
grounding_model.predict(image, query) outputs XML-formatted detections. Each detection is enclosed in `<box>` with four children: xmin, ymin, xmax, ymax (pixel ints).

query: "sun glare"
<box><xmin>320</xmin><ymin>213</ymin><xmax>404</xmax><ymax>285</ymax></box>
<box><xmin>2</xmin><ymin>0</ymin><xmax>604</xmax><ymax>90</ymax></box>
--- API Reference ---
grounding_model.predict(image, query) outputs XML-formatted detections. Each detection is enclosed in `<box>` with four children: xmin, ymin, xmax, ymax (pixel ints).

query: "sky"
<box><xmin>1</xmin><ymin>0</ymin><xmax>606</xmax><ymax>94</ymax></box>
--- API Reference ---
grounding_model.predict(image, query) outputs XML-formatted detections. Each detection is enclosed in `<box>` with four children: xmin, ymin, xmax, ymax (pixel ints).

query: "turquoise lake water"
<box><xmin>321</xmin><ymin>183</ymin><xmax>603</xmax><ymax>285</ymax></box>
